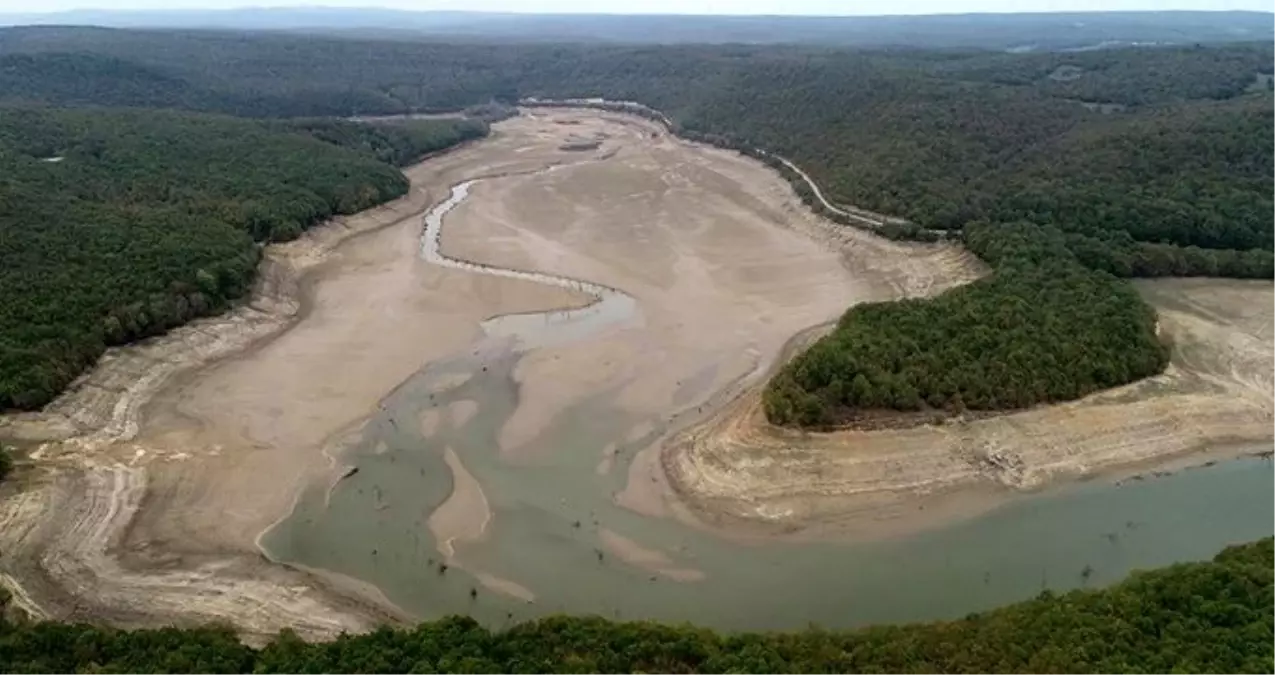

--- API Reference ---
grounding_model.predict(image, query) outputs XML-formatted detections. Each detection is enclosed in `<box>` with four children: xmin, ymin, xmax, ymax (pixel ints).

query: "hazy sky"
<box><xmin>8</xmin><ymin>0</ymin><xmax>1272</xmax><ymax>14</ymax></box>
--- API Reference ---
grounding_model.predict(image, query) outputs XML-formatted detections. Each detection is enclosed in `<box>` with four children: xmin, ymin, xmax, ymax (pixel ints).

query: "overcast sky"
<box><xmin>7</xmin><ymin>0</ymin><xmax>1272</xmax><ymax>14</ymax></box>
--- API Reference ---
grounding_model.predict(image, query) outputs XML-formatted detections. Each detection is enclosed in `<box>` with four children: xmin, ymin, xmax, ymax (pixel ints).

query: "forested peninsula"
<box><xmin>0</xmin><ymin>109</ymin><xmax>486</xmax><ymax>409</ymax></box>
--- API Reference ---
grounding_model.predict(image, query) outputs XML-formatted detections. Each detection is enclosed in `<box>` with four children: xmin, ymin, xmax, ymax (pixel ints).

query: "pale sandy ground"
<box><xmin>435</xmin><ymin>110</ymin><xmax>982</xmax><ymax>576</ymax></box>
<box><xmin>428</xmin><ymin>447</ymin><xmax>491</xmax><ymax>559</ymax></box>
<box><xmin>0</xmin><ymin>108</ymin><xmax>979</xmax><ymax>631</ymax></box>
<box><xmin>429</xmin><ymin>449</ymin><xmax>534</xmax><ymax>604</ymax></box>
<box><xmin>442</xmin><ymin>112</ymin><xmax>982</xmax><ymax>479</ymax></box>
<box><xmin>474</xmin><ymin>109</ymin><xmax>1272</xmax><ymax>543</ymax></box>
<box><xmin>598</xmin><ymin>528</ymin><xmax>706</xmax><ymax>582</ymax></box>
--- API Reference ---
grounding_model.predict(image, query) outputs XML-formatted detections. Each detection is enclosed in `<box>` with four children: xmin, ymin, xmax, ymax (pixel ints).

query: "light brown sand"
<box><xmin>595</xmin><ymin>442</ymin><xmax>619</xmax><ymax>476</ymax></box>
<box><xmin>130</xmin><ymin>177</ymin><xmax>585</xmax><ymax>560</ymax></box>
<box><xmin>428</xmin><ymin>447</ymin><xmax>492</xmax><ymax>559</ymax></box>
<box><xmin>427</xmin><ymin>373</ymin><xmax>474</xmax><ymax>395</ymax></box>
<box><xmin>442</xmin><ymin>112</ymin><xmax>982</xmax><ymax>484</ymax></box>
<box><xmin>598</xmin><ymin>528</ymin><xmax>705</xmax><ymax>582</ymax></box>
<box><xmin>440</xmin><ymin>111</ymin><xmax>984</xmax><ymax>534</ymax></box>
<box><xmin>419</xmin><ymin>409</ymin><xmax>442</xmax><ymax>438</ymax></box>
<box><xmin>448</xmin><ymin>400</ymin><xmax>479</xmax><ymax>428</ymax></box>
<box><xmin>472</xmin><ymin>571</ymin><xmax>537</xmax><ymax>603</ymax></box>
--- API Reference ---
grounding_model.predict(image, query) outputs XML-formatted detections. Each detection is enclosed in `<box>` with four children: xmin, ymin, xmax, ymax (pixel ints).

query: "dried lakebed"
<box><xmin>2</xmin><ymin>109</ymin><xmax>1272</xmax><ymax>637</ymax></box>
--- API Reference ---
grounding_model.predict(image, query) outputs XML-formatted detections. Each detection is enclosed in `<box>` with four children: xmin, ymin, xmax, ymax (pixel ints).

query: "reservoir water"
<box><xmin>260</xmin><ymin>180</ymin><xmax>1274</xmax><ymax>631</ymax></box>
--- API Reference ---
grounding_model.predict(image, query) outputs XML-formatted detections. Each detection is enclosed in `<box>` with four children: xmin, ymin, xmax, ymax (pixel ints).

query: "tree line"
<box><xmin>0</xmin><ymin>538</ymin><xmax>1268</xmax><ymax>673</ymax></box>
<box><xmin>0</xmin><ymin>108</ymin><xmax>486</xmax><ymax>410</ymax></box>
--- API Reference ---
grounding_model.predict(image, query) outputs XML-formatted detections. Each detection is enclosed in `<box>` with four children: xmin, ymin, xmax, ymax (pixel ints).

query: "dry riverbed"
<box><xmin>0</xmin><ymin>107</ymin><xmax>1267</xmax><ymax>637</ymax></box>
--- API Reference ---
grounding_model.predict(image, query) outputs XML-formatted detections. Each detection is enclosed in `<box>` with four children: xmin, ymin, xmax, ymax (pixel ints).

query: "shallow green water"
<box><xmin>260</xmin><ymin>178</ymin><xmax>1273</xmax><ymax>630</ymax></box>
<box><xmin>260</xmin><ymin>342</ymin><xmax>1273</xmax><ymax>630</ymax></box>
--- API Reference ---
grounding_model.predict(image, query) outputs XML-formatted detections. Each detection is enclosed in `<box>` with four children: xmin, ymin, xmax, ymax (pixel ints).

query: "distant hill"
<box><xmin>0</xmin><ymin>8</ymin><xmax>1271</xmax><ymax>50</ymax></box>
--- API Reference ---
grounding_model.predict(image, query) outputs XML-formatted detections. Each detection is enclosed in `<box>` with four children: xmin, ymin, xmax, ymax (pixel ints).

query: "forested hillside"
<box><xmin>0</xmin><ymin>110</ymin><xmax>486</xmax><ymax>409</ymax></box>
<box><xmin>4</xmin><ymin>9</ymin><xmax>1272</xmax><ymax>49</ymax></box>
<box><xmin>0</xmin><ymin>27</ymin><xmax>1269</xmax><ymax>423</ymax></box>
<box><xmin>0</xmin><ymin>538</ymin><xmax>1269</xmax><ymax>672</ymax></box>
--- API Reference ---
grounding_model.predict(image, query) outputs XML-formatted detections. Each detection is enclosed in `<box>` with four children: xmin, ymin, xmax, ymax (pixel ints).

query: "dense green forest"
<box><xmin>0</xmin><ymin>109</ymin><xmax>486</xmax><ymax>410</ymax></box>
<box><xmin>0</xmin><ymin>27</ymin><xmax>1269</xmax><ymax>421</ymax></box>
<box><xmin>764</xmin><ymin>222</ymin><xmax>1169</xmax><ymax>425</ymax></box>
<box><xmin>273</xmin><ymin>116</ymin><xmax>488</xmax><ymax>167</ymax></box>
<box><xmin>0</xmin><ymin>538</ymin><xmax>1269</xmax><ymax>673</ymax></box>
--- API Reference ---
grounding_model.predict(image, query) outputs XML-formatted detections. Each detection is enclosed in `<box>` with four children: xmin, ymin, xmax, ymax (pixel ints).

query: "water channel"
<box><xmin>261</xmin><ymin>178</ymin><xmax>1274</xmax><ymax>631</ymax></box>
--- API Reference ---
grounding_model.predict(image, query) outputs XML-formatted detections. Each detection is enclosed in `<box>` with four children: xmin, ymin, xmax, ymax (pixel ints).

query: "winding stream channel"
<box><xmin>259</xmin><ymin>167</ymin><xmax>1274</xmax><ymax>631</ymax></box>
<box><xmin>420</xmin><ymin>179</ymin><xmax>639</xmax><ymax>348</ymax></box>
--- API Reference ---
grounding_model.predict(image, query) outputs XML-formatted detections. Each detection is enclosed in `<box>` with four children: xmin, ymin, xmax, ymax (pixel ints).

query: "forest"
<box><xmin>763</xmin><ymin>221</ymin><xmax>1169</xmax><ymax>425</ymax></box>
<box><xmin>0</xmin><ymin>538</ymin><xmax>1268</xmax><ymax>672</ymax></box>
<box><xmin>0</xmin><ymin>29</ymin><xmax>1269</xmax><ymax>419</ymax></box>
<box><xmin>0</xmin><ymin>109</ymin><xmax>486</xmax><ymax>409</ymax></box>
